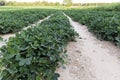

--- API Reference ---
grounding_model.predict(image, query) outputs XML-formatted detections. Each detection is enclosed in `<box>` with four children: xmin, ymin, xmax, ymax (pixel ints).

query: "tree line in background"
<box><xmin>0</xmin><ymin>0</ymin><xmax>120</xmax><ymax>7</ymax></box>
<box><xmin>0</xmin><ymin>0</ymin><xmax>73</xmax><ymax>6</ymax></box>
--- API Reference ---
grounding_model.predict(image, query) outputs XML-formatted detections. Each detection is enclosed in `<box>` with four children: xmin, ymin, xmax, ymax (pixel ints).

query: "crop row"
<box><xmin>0</xmin><ymin>9</ymin><xmax>56</xmax><ymax>34</ymax></box>
<box><xmin>65</xmin><ymin>10</ymin><xmax>120</xmax><ymax>46</ymax></box>
<box><xmin>0</xmin><ymin>12</ymin><xmax>78</xmax><ymax>80</ymax></box>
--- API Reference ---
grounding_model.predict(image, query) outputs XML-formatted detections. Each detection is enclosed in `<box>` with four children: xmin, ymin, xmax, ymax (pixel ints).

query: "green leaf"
<box><xmin>25</xmin><ymin>57</ymin><xmax>32</xmax><ymax>65</ymax></box>
<box><xmin>19</xmin><ymin>57</ymin><xmax>32</xmax><ymax>66</ymax></box>
<box><xmin>0</xmin><ymin>37</ymin><xmax>3</xmax><ymax>42</ymax></box>
<box><xmin>4</xmin><ymin>54</ymin><xmax>16</xmax><ymax>60</ymax></box>
<box><xmin>19</xmin><ymin>59</ymin><xmax>25</xmax><ymax>66</ymax></box>
<box><xmin>8</xmin><ymin>47</ymin><xmax>16</xmax><ymax>54</ymax></box>
<box><xmin>36</xmin><ymin>75</ymin><xmax>42</xmax><ymax>80</ymax></box>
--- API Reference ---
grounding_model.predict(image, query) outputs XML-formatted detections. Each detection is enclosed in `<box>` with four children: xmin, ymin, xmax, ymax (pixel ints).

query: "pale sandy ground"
<box><xmin>0</xmin><ymin>15</ymin><xmax>52</xmax><ymax>48</ymax></box>
<box><xmin>57</xmin><ymin>14</ymin><xmax>120</xmax><ymax>80</ymax></box>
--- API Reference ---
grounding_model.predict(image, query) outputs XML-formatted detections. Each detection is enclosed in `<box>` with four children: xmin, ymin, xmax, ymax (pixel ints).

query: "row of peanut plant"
<box><xmin>0</xmin><ymin>12</ymin><xmax>78</xmax><ymax>80</ymax></box>
<box><xmin>65</xmin><ymin>9</ymin><xmax>120</xmax><ymax>46</ymax></box>
<box><xmin>0</xmin><ymin>9</ymin><xmax>56</xmax><ymax>34</ymax></box>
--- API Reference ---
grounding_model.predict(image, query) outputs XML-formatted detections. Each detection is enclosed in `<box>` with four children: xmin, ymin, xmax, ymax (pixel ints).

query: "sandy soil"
<box><xmin>57</xmin><ymin>14</ymin><xmax>120</xmax><ymax>80</ymax></box>
<box><xmin>0</xmin><ymin>15</ymin><xmax>52</xmax><ymax>48</ymax></box>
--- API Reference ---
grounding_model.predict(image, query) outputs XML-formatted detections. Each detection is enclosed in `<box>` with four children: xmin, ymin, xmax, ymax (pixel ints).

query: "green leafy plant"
<box><xmin>0</xmin><ymin>12</ymin><xmax>78</xmax><ymax>80</ymax></box>
<box><xmin>65</xmin><ymin>9</ymin><xmax>120</xmax><ymax>46</ymax></box>
<box><xmin>0</xmin><ymin>9</ymin><xmax>56</xmax><ymax>34</ymax></box>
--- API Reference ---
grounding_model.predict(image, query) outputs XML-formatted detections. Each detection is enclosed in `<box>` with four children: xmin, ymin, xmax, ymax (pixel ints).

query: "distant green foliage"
<box><xmin>0</xmin><ymin>0</ymin><xmax>5</xmax><ymax>6</ymax></box>
<box><xmin>91</xmin><ymin>3</ymin><xmax>120</xmax><ymax>11</ymax></box>
<box><xmin>5</xmin><ymin>1</ymin><xmax>61</xmax><ymax>6</ymax></box>
<box><xmin>77</xmin><ymin>3</ymin><xmax>120</xmax><ymax>11</ymax></box>
<box><xmin>0</xmin><ymin>13</ymin><xmax>78</xmax><ymax>80</ymax></box>
<box><xmin>63</xmin><ymin>0</ymin><xmax>73</xmax><ymax>6</ymax></box>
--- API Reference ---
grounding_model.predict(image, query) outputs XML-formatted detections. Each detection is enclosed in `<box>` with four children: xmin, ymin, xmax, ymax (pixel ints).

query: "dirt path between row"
<box><xmin>57</xmin><ymin>15</ymin><xmax>120</xmax><ymax>80</ymax></box>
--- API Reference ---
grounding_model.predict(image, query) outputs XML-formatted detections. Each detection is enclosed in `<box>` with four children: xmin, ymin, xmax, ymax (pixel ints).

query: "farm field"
<box><xmin>0</xmin><ymin>9</ymin><xmax>56</xmax><ymax>34</ymax></box>
<box><xmin>0</xmin><ymin>9</ymin><xmax>78</xmax><ymax>80</ymax></box>
<box><xmin>0</xmin><ymin>3</ymin><xmax>120</xmax><ymax>80</ymax></box>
